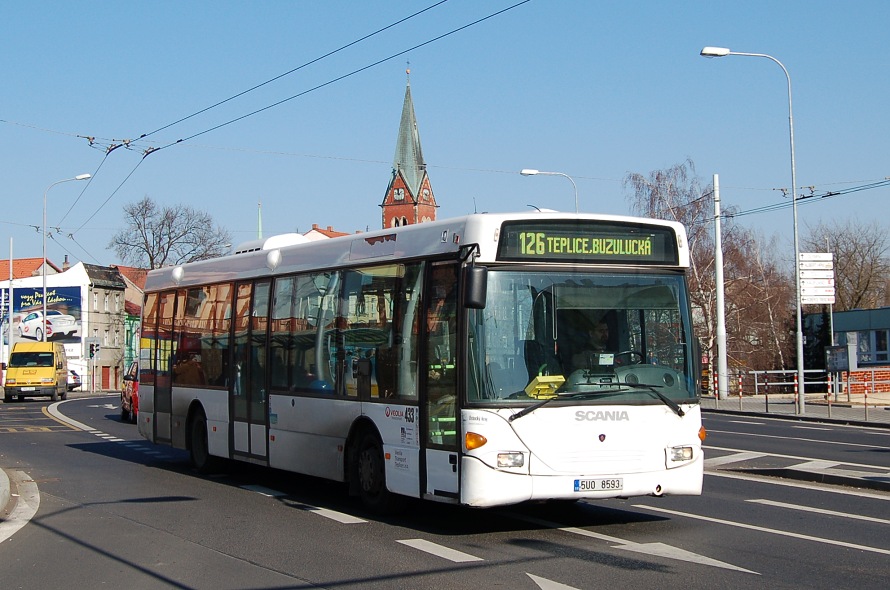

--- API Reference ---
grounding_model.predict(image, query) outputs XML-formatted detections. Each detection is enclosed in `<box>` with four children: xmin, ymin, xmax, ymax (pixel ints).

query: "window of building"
<box><xmin>104</xmin><ymin>293</ymin><xmax>109</xmax><ymax>312</ymax></box>
<box><xmin>845</xmin><ymin>329</ymin><xmax>890</xmax><ymax>365</ymax></box>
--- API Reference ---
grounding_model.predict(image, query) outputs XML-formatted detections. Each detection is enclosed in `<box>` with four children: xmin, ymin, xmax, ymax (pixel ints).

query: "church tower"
<box><xmin>381</xmin><ymin>70</ymin><xmax>438</xmax><ymax>229</ymax></box>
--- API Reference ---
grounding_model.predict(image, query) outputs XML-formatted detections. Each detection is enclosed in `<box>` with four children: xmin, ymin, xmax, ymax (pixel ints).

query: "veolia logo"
<box><xmin>575</xmin><ymin>410</ymin><xmax>630</xmax><ymax>422</ymax></box>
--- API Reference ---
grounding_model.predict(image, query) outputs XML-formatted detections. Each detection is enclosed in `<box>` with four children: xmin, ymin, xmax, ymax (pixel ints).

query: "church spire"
<box><xmin>381</xmin><ymin>68</ymin><xmax>438</xmax><ymax>229</ymax></box>
<box><xmin>392</xmin><ymin>68</ymin><xmax>425</xmax><ymax>197</ymax></box>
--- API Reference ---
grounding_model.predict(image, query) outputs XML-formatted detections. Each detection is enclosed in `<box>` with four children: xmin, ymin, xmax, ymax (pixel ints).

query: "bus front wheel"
<box><xmin>189</xmin><ymin>410</ymin><xmax>220</xmax><ymax>474</ymax></box>
<box><xmin>355</xmin><ymin>431</ymin><xmax>395</xmax><ymax>513</ymax></box>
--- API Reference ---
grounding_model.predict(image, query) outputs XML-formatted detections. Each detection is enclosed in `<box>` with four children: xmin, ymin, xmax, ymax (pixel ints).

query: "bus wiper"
<box><xmin>508</xmin><ymin>392</ymin><xmax>594</xmax><ymax>422</ymax></box>
<box><xmin>618</xmin><ymin>382</ymin><xmax>685</xmax><ymax>417</ymax></box>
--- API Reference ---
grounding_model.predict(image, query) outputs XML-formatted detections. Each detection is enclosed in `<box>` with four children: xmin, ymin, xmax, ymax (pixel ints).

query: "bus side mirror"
<box><xmin>463</xmin><ymin>266</ymin><xmax>487</xmax><ymax>309</ymax></box>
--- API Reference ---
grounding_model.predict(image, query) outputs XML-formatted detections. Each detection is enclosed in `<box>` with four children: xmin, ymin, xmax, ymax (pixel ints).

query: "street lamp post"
<box><xmin>700</xmin><ymin>46</ymin><xmax>806</xmax><ymax>414</ymax></box>
<box><xmin>42</xmin><ymin>174</ymin><xmax>91</xmax><ymax>342</ymax></box>
<box><xmin>520</xmin><ymin>169</ymin><xmax>579</xmax><ymax>212</ymax></box>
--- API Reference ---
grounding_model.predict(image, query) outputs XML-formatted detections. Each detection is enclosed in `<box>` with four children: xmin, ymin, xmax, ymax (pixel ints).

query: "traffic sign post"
<box><xmin>800</xmin><ymin>253</ymin><xmax>835</xmax><ymax>305</ymax></box>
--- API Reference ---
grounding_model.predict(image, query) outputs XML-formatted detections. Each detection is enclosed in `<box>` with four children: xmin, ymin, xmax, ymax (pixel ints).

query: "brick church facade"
<box><xmin>380</xmin><ymin>71</ymin><xmax>438</xmax><ymax>229</ymax></box>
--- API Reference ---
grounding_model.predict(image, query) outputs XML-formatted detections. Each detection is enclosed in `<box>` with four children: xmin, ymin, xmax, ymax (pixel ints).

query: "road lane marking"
<box><xmin>704</xmin><ymin>451</ymin><xmax>768</xmax><ymax>468</ymax></box>
<box><xmin>239</xmin><ymin>485</ymin><xmax>368</xmax><ymax>523</ymax></box>
<box><xmin>705</xmin><ymin>445</ymin><xmax>888</xmax><ymax>472</ymax></box>
<box><xmin>46</xmin><ymin>401</ymin><xmax>91</xmax><ymax>431</ymax></box>
<box><xmin>747</xmin><ymin>499</ymin><xmax>890</xmax><ymax>525</ymax></box>
<box><xmin>242</xmin><ymin>485</ymin><xmax>287</xmax><ymax>498</ymax></box>
<box><xmin>706</xmin><ymin>430</ymin><xmax>890</xmax><ymax>451</ymax></box>
<box><xmin>727</xmin><ymin>420</ymin><xmax>766</xmax><ymax>425</ymax></box>
<box><xmin>634</xmin><ymin>504</ymin><xmax>890</xmax><ymax>556</ymax></box>
<box><xmin>303</xmin><ymin>506</ymin><xmax>367</xmax><ymax>524</ymax></box>
<box><xmin>708</xmin><ymin>470</ymin><xmax>890</xmax><ymax>500</ymax></box>
<box><xmin>397</xmin><ymin>539</ymin><xmax>483</xmax><ymax>562</ymax></box>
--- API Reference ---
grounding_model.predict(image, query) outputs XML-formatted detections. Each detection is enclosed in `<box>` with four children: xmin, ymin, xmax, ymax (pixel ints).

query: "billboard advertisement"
<box><xmin>1</xmin><ymin>286</ymin><xmax>83</xmax><ymax>345</ymax></box>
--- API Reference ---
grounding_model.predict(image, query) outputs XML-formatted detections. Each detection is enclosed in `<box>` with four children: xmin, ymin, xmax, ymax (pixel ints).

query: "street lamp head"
<box><xmin>75</xmin><ymin>174</ymin><xmax>91</xmax><ymax>181</ymax></box>
<box><xmin>519</xmin><ymin>169</ymin><xmax>539</xmax><ymax>176</ymax></box>
<box><xmin>700</xmin><ymin>46</ymin><xmax>731</xmax><ymax>58</ymax></box>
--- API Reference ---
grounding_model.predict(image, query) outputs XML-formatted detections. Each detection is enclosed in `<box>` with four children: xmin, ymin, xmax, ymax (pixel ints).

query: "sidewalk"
<box><xmin>701</xmin><ymin>391</ymin><xmax>890</xmax><ymax>427</ymax></box>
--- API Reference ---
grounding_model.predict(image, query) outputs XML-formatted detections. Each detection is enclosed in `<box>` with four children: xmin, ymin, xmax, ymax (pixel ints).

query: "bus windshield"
<box><xmin>467</xmin><ymin>269</ymin><xmax>697</xmax><ymax>405</ymax></box>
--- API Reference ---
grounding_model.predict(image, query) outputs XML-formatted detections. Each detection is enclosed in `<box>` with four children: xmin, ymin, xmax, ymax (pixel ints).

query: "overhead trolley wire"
<box><xmin>148</xmin><ymin>0</ymin><xmax>533</xmax><ymax>153</ymax></box>
<box><xmin>138</xmin><ymin>0</ymin><xmax>452</xmax><ymax>141</ymax></box>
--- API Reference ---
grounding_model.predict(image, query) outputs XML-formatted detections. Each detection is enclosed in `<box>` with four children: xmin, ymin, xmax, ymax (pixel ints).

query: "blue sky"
<box><xmin>3</xmin><ymin>0</ymin><xmax>888</xmax><ymax>267</ymax></box>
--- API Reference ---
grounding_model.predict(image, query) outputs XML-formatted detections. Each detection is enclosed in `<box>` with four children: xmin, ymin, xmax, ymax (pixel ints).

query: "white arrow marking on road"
<box><xmin>528</xmin><ymin>573</ymin><xmax>581</xmax><ymax>590</ymax></box>
<box><xmin>512</xmin><ymin>514</ymin><xmax>756</xmax><ymax>573</ymax></box>
<box><xmin>636</xmin><ymin>504</ymin><xmax>890</xmax><ymax>556</ymax></box>
<box><xmin>397</xmin><ymin>539</ymin><xmax>483</xmax><ymax>562</ymax></box>
<box><xmin>86</xmin><ymin>404</ymin><xmax>117</xmax><ymax>410</ymax></box>
<box><xmin>616</xmin><ymin>542</ymin><xmax>758</xmax><ymax>573</ymax></box>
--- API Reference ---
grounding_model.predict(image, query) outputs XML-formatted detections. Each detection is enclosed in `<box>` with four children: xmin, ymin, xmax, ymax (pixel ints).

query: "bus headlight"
<box><xmin>669</xmin><ymin>446</ymin><xmax>694</xmax><ymax>462</ymax></box>
<box><xmin>497</xmin><ymin>452</ymin><xmax>525</xmax><ymax>468</ymax></box>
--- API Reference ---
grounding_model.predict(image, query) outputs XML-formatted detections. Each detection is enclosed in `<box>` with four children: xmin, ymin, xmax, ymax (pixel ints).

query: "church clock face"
<box><xmin>422</xmin><ymin>188</ymin><xmax>430</xmax><ymax>201</ymax></box>
<box><xmin>394</xmin><ymin>188</ymin><xmax>405</xmax><ymax>201</ymax></box>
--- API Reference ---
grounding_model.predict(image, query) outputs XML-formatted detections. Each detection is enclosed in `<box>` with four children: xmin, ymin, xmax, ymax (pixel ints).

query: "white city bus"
<box><xmin>137</xmin><ymin>212</ymin><xmax>705</xmax><ymax>510</ymax></box>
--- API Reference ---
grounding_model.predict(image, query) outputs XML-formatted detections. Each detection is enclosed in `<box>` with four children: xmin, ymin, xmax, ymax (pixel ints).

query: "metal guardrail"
<box><xmin>704</xmin><ymin>367</ymin><xmax>890</xmax><ymax>424</ymax></box>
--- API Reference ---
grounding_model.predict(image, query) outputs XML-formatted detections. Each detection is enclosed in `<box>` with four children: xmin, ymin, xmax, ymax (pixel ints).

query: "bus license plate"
<box><xmin>20</xmin><ymin>387</ymin><xmax>36</xmax><ymax>392</ymax></box>
<box><xmin>574</xmin><ymin>478</ymin><xmax>623</xmax><ymax>492</ymax></box>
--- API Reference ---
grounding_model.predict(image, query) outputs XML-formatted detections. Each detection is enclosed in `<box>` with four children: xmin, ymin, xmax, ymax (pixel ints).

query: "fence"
<box><xmin>703</xmin><ymin>367</ymin><xmax>890</xmax><ymax>425</ymax></box>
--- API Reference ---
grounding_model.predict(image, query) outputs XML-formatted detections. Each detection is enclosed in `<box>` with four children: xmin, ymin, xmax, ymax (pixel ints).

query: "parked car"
<box><xmin>121</xmin><ymin>361</ymin><xmax>139</xmax><ymax>423</ymax></box>
<box><xmin>18</xmin><ymin>310</ymin><xmax>78</xmax><ymax>341</ymax></box>
<box><xmin>67</xmin><ymin>370</ymin><xmax>82</xmax><ymax>392</ymax></box>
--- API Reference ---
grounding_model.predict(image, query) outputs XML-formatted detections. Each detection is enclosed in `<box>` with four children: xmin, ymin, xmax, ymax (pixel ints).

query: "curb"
<box><xmin>0</xmin><ymin>468</ymin><xmax>9</xmax><ymax>515</ymax></box>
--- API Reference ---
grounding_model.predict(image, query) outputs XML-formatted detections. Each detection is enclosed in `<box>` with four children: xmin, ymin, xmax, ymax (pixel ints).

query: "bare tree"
<box><xmin>109</xmin><ymin>195</ymin><xmax>232</xmax><ymax>269</ymax></box>
<box><xmin>803</xmin><ymin>218</ymin><xmax>890</xmax><ymax>311</ymax></box>
<box><xmin>624</xmin><ymin>160</ymin><xmax>794</xmax><ymax>385</ymax></box>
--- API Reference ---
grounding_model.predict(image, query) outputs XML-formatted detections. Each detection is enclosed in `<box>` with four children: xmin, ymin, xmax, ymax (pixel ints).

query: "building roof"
<box><xmin>0</xmin><ymin>257</ymin><xmax>62</xmax><ymax>279</ymax></box>
<box><xmin>303</xmin><ymin>224</ymin><xmax>351</xmax><ymax>241</ymax></box>
<box><xmin>392</xmin><ymin>72</ymin><xmax>427</xmax><ymax>197</ymax></box>
<box><xmin>112</xmin><ymin>265</ymin><xmax>149</xmax><ymax>290</ymax></box>
<box><xmin>83</xmin><ymin>263</ymin><xmax>126</xmax><ymax>290</ymax></box>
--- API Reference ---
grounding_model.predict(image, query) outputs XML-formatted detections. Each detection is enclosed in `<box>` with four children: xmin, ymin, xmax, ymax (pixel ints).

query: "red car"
<box><xmin>120</xmin><ymin>361</ymin><xmax>139</xmax><ymax>423</ymax></box>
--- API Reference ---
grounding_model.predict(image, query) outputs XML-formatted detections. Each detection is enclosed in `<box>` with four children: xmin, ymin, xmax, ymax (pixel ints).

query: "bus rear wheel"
<box><xmin>355</xmin><ymin>431</ymin><xmax>395</xmax><ymax>513</ymax></box>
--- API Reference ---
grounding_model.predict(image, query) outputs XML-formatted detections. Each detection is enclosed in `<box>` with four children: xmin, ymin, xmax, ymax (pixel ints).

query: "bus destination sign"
<box><xmin>497</xmin><ymin>220</ymin><xmax>678</xmax><ymax>265</ymax></box>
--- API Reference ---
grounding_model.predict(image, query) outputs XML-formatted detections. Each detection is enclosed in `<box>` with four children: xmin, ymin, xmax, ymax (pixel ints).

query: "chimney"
<box><xmin>62</xmin><ymin>255</ymin><xmax>70</xmax><ymax>271</ymax></box>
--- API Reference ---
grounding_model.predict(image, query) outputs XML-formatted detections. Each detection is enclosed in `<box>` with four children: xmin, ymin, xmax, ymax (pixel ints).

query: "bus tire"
<box><xmin>189</xmin><ymin>410</ymin><xmax>220</xmax><ymax>474</ymax></box>
<box><xmin>355</xmin><ymin>430</ymin><xmax>395</xmax><ymax>513</ymax></box>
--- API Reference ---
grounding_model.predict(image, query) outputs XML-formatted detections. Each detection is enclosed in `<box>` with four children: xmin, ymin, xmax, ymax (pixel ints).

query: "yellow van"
<box><xmin>3</xmin><ymin>341</ymin><xmax>69</xmax><ymax>403</ymax></box>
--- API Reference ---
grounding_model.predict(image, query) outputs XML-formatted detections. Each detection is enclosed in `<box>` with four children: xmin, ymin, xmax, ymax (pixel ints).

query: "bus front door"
<box><xmin>423</xmin><ymin>263</ymin><xmax>460</xmax><ymax>500</ymax></box>
<box><xmin>231</xmin><ymin>280</ymin><xmax>271</xmax><ymax>462</ymax></box>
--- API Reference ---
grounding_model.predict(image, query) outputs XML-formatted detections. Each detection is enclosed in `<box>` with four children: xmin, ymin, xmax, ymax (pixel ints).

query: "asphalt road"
<box><xmin>1</xmin><ymin>395</ymin><xmax>889</xmax><ymax>589</ymax></box>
